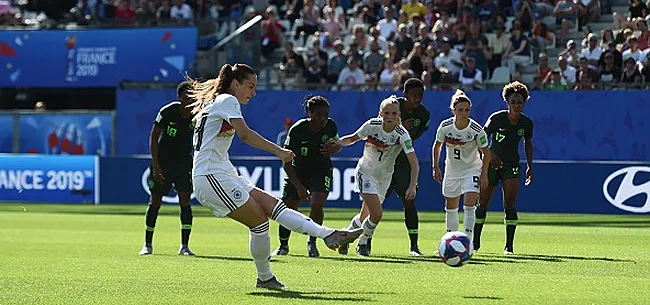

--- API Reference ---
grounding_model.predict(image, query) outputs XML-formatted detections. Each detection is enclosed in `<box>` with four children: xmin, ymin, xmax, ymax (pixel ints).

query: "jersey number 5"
<box><xmin>194</xmin><ymin>115</ymin><xmax>208</xmax><ymax>151</ymax></box>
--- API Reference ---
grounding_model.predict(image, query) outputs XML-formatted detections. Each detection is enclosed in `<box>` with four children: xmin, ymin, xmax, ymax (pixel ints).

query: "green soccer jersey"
<box><xmin>395</xmin><ymin>97</ymin><xmax>430</xmax><ymax>165</ymax></box>
<box><xmin>484</xmin><ymin>110</ymin><xmax>534</xmax><ymax>166</ymax></box>
<box><xmin>154</xmin><ymin>101</ymin><xmax>193</xmax><ymax>171</ymax></box>
<box><xmin>284</xmin><ymin>118</ymin><xmax>339</xmax><ymax>174</ymax></box>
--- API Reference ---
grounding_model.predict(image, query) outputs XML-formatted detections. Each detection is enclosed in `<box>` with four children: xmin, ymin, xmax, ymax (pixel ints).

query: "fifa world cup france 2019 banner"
<box><xmin>98</xmin><ymin>156</ymin><xmax>650</xmax><ymax>215</ymax></box>
<box><xmin>0</xmin><ymin>27</ymin><xmax>197</xmax><ymax>87</ymax></box>
<box><xmin>17</xmin><ymin>113</ymin><xmax>113</xmax><ymax>155</ymax></box>
<box><xmin>116</xmin><ymin>90</ymin><xmax>650</xmax><ymax>162</ymax></box>
<box><xmin>0</xmin><ymin>154</ymin><xmax>99</xmax><ymax>204</ymax></box>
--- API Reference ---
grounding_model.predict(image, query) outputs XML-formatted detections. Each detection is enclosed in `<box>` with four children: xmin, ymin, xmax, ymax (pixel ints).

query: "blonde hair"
<box><xmin>379</xmin><ymin>95</ymin><xmax>402</xmax><ymax>125</ymax></box>
<box><xmin>450</xmin><ymin>89</ymin><xmax>471</xmax><ymax>109</ymax></box>
<box><xmin>187</xmin><ymin>63</ymin><xmax>256</xmax><ymax>116</ymax></box>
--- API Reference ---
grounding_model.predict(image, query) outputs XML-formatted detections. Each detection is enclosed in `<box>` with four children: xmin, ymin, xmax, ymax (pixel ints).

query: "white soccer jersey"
<box><xmin>435</xmin><ymin>117</ymin><xmax>488</xmax><ymax>177</ymax></box>
<box><xmin>355</xmin><ymin>118</ymin><xmax>415</xmax><ymax>178</ymax></box>
<box><xmin>192</xmin><ymin>94</ymin><xmax>242</xmax><ymax>176</ymax></box>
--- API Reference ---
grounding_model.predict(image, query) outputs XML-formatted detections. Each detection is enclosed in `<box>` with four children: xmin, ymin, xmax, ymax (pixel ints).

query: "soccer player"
<box><xmin>432</xmin><ymin>89</ymin><xmax>491</xmax><ymax>241</ymax></box>
<box><xmin>273</xmin><ymin>95</ymin><xmax>340</xmax><ymax>258</ymax></box>
<box><xmin>189</xmin><ymin>63</ymin><xmax>363</xmax><ymax>289</ymax></box>
<box><xmin>473</xmin><ymin>81</ymin><xmax>534</xmax><ymax>255</ymax></box>
<box><xmin>139</xmin><ymin>81</ymin><xmax>195</xmax><ymax>256</ymax></box>
<box><xmin>384</xmin><ymin>78</ymin><xmax>430</xmax><ymax>256</ymax></box>
<box><xmin>336</xmin><ymin>96</ymin><xmax>420</xmax><ymax>257</ymax></box>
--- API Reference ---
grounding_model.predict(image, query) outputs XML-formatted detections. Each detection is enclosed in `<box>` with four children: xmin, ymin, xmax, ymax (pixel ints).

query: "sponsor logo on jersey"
<box><xmin>404</xmin><ymin>139</ymin><xmax>413</xmax><ymax>150</ymax></box>
<box><xmin>602</xmin><ymin>166</ymin><xmax>650</xmax><ymax>213</ymax></box>
<box><xmin>480</xmin><ymin>135</ymin><xmax>487</xmax><ymax>145</ymax></box>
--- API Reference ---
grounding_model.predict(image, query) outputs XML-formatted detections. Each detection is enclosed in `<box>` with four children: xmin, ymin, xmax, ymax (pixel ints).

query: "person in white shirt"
<box><xmin>335</xmin><ymin>96</ymin><xmax>420</xmax><ymax>257</ymax></box>
<box><xmin>458</xmin><ymin>57</ymin><xmax>483</xmax><ymax>90</ymax></box>
<box><xmin>337</xmin><ymin>58</ymin><xmax>366</xmax><ymax>89</ymax></box>
<box><xmin>189</xmin><ymin>63</ymin><xmax>362</xmax><ymax>290</ymax></box>
<box><xmin>170</xmin><ymin>0</ymin><xmax>192</xmax><ymax>21</ymax></box>
<box><xmin>432</xmin><ymin>90</ymin><xmax>491</xmax><ymax>241</ymax></box>
<box><xmin>376</xmin><ymin>6</ymin><xmax>398</xmax><ymax>40</ymax></box>
<box><xmin>580</xmin><ymin>33</ymin><xmax>602</xmax><ymax>70</ymax></box>
<box><xmin>435</xmin><ymin>40</ymin><xmax>463</xmax><ymax>77</ymax></box>
<box><xmin>558</xmin><ymin>55</ymin><xmax>577</xmax><ymax>84</ymax></box>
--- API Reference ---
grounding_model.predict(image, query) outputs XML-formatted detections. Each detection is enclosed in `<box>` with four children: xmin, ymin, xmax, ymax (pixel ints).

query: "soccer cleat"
<box><xmin>473</xmin><ymin>240</ymin><xmax>481</xmax><ymax>253</ymax></box>
<box><xmin>256</xmin><ymin>276</ymin><xmax>286</xmax><ymax>290</ymax></box>
<box><xmin>323</xmin><ymin>228</ymin><xmax>364</xmax><ymax>250</ymax></box>
<box><xmin>138</xmin><ymin>244</ymin><xmax>152</xmax><ymax>255</ymax></box>
<box><xmin>409</xmin><ymin>246</ymin><xmax>424</xmax><ymax>256</ymax></box>
<box><xmin>307</xmin><ymin>242</ymin><xmax>320</xmax><ymax>258</ymax></box>
<box><xmin>503</xmin><ymin>247</ymin><xmax>514</xmax><ymax>255</ymax></box>
<box><xmin>338</xmin><ymin>242</ymin><xmax>349</xmax><ymax>255</ymax></box>
<box><xmin>356</xmin><ymin>243</ymin><xmax>370</xmax><ymax>257</ymax></box>
<box><xmin>178</xmin><ymin>246</ymin><xmax>195</xmax><ymax>256</ymax></box>
<box><xmin>271</xmin><ymin>245</ymin><xmax>289</xmax><ymax>256</ymax></box>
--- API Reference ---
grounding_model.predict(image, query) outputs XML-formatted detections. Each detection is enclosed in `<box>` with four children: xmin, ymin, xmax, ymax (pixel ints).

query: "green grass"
<box><xmin>0</xmin><ymin>203</ymin><xmax>649</xmax><ymax>305</ymax></box>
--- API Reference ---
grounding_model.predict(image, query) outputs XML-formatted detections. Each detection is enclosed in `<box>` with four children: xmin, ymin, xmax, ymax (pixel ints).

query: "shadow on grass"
<box><xmin>193</xmin><ymin>255</ymin><xmax>286</xmax><ymax>264</ymax></box>
<box><xmin>463</xmin><ymin>296</ymin><xmax>504</xmax><ymax>300</ymax></box>
<box><xmin>476</xmin><ymin>253</ymin><xmax>636</xmax><ymax>263</ymax></box>
<box><xmin>248</xmin><ymin>290</ymin><xmax>393</xmax><ymax>302</ymax></box>
<box><xmin>288</xmin><ymin>254</ymin><xmax>414</xmax><ymax>264</ymax></box>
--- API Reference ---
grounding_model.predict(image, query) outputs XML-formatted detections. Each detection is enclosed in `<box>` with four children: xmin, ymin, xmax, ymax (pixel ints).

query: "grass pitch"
<box><xmin>0</xmin><ymin>203</ymin><xmax>648</xmax><ymax>305</ymax></box>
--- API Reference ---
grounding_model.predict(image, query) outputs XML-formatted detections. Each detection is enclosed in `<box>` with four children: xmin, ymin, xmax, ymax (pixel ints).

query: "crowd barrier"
<box><xmin>1</xmin><ymin>154</ymin><xmax>647</xmax><ymax>215</ymax></box>
<box><xmin>116</xmin><ymin>89</ymin><xmax>650</xmax><ymax>162</ymax></box>
<box><xmin>0</xmin><ymin>27</ymin><xmax>197</xmax><ymax>87</ymax></box>
<box><xmin>0</xmin><ymin>111</ymin><xmax>114</xmax><ymax>155</ymax></box>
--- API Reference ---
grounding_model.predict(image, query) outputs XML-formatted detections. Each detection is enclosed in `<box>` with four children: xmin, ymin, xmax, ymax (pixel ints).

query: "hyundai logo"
<box><xmin>602</xmin><ymin>166</ymin><xmax>650</xmax><ymax>213</ymax></box>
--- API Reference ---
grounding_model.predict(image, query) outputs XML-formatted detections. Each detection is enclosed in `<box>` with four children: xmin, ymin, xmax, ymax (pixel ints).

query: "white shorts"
<box><xmin>193</xmin><ymin>173</ymin><xmax>255</xmax><ymax>217</ymax></box>
<box><xmin>354</xmin><ymin>168</ymin><xmax>389</xmax><ymax>204</ymax></box>
<box><xmin>442</xmin><ymin>169</ymin><xmax>481</xmax><ymax>198</ymax></box>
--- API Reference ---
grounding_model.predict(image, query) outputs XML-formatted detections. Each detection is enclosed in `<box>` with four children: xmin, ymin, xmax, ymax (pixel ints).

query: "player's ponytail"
<box><xmin>450</xmin><ymin>89</ymin><xmax>472</xmax><ymax>109</ymax></box>
<box><xmin>187</xmin><ymin>63</ymin><xmax>256</xmax><ymax>118</ymax></box>
<box><xmin>216</xmin><ymin>64</ymin><xmax>235</xmax><ymax>94</ymax></box>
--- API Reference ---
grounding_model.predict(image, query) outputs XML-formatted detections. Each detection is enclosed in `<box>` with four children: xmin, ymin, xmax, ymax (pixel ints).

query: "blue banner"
<box><xmin>0</xmin><ymin>27</ymin><xmax>197</xmax><ymax>87</ymax></box>
<box><xmin>116</xmin><ymin>90</ymin><xmax>650</xmax><ymax>161</ymax></box>
<box><xmin>0</xmin><ymin>115</ymin><xmax>12</xmax><ymax>153</ymax></box>
<box><xmin>0</xmin><ymin>154</ymin><xmax>98</xmax><ymax>203</ymax></box>
<box><xmin>98</xmin><ymin>156</ymin><xmax>650</xmax><ymax>214</ymax></box>
<box><xmin>18</xmin><ymin>114</ymin><xmax>113</xmax><ymax>156</ymax></box>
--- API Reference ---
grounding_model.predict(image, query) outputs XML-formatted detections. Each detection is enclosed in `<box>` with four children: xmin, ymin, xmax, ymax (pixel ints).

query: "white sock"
<box><xmin>249</xmin><ymin>221</ymin><xmax>273</xmax><ymax>281</ymax></box>
<box><xmin>358</xmin><ymin>217</ymin><xmax>377</xmax><ymax>245</ymax></box>
<box><xmin>347</xmin><ymin>213</ymin><xmax>362</xmax><ymax>230</ymax></box>
<box><xmin>271</xmin><ymin>201</ymin><xmax>334</xmax><ymax>239</ymax></box>
<box><xmin>445</xmin><ymin>208</ymin><xmax>459</xmax><ymax>232</ymax></box>
<box><xmin>463</xmin><ymin>205</ymin><xmax>476</xmax><ymax>240</ymax></box>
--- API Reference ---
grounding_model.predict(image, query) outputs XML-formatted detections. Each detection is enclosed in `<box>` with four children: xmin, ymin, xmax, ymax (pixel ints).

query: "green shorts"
<box><xmin>386</xmin><ymin>162</ymin><xmax>417</xmax><ymax>199</ymax></box>
<box><xmin>282</xmin><ymin>170</ymin><xmax>333</xmax><ymax>201</ymax></box>
<box><xmin>487</xmin><ymin>164</ymin><xmax>521</xmax><ymax>186</ymax></box>
<box><xmin>148</xmin><ymin>166</ymin><xmax>193</xmax><ymax>196</ymax></box>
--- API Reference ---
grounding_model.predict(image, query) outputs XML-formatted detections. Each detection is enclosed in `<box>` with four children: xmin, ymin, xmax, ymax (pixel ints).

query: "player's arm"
<box><xmin>337</xmin><ymin>120</ymin><xmax>369</xmax><ymax>146</ymax></box>
<box><xmin>230</xmin><ymin>118</ymin><xmax>294</xmax><ymax>163</ymax></box>
<box><xmin>432</xmin><ymin>122</ymin><xmax>445</xmax><ymax>183</ymax></box>
<box><xmin>402</xmin><ymin>135</ymin><xmax>419</xmax><ymax>200</ymax></box>
<box><xmin>483</xmin><ymin>115</ymin><xmax>502</xmax><ymax>168</ymax></box>
<box><xmin>150</xmin><ymin>109</ymin><xmax>167</xmax><ymax>181</ymax></box>
<box><xmin>524</xmin><ymin>123</ymin><xmax>534</xmax><ymax>186</ymax></box>
<box><xmin>281</xmin><ymin>125</ymin><xmax>308</xmax><ymax>199</ymax></box>
<box><xmin>321</xmin><ymin>122</ymin><xmax>342</xmax><ymax>155</ymax></box>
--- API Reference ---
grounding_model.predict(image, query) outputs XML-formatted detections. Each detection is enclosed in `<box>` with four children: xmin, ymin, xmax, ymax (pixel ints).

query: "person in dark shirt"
<box><xmin>139</xmin><ymin>82</ymin><xmax>195</xmax><ymax>256</ymax></box>
<box><xmin>474</xmin><ymin>81</ymin><xmax>534</xmax><ymax>255</ymax></box>
<box><xmin>272</xmin><ymin>95</ymin><xmax>341</xmax><ymax>258</ymax></box>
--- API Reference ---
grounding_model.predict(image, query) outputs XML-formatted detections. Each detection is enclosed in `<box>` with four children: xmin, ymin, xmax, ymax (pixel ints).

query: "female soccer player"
<box><xmin>473</xmin><ymin>81</ymin><xmax>534</xmax><ymax>255</ymax></box>
<box><xmin>139</xmin><ymin>81</ymin><xmax>195</xmax><ymax>256</ymax></box>
<box><xmin>336</xmin><ymin>96</ymin><xmax>420</xmax><ymax>257</ymax></box>
<box><xmin>432</xmin><ymin>89</ymin><xmax>491</xmax><ymax>242</ymax></box>
<box><xmin>189</xmin><ymin>63</ymin><xmax>363</xmax><ymax>289</ymax></box>
<box><xmin>272</xmin><ymin>95</ymin><xmax>341</xmax><ymax>258</ymax></box>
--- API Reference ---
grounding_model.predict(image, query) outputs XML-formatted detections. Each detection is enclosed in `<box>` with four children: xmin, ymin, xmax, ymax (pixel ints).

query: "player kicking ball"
<box><xmin>336</xmin><ymin>96</ymin><xmax>420</xmax><ymax>257</ymax></box>
<box><xmin>474</xmin><ymin>81</ymin><xmax>534</xmax><ymax>255</ymax></box>
<box><xmin>139</xmin><ymin>81</ymin><xmax>195</xmax><ymax>256</ymax></box>
<box><xmin>189</xmin><ymin>63</ymin><xmax>363</xmax><ymax>290</ymax></box>
<box><xmin>272</xmin><ymin>95</ymin><xmax>341</xmax><ymax>258</ymax></box>
<box><xmin>432</xmin><ymin>90</ymin><xmax>491</xmax><ymax>249</ymax></box>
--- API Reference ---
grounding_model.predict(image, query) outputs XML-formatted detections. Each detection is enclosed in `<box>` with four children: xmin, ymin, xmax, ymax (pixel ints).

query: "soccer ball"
<box><xmin>438</xmin><ymin>231</ymin><xmax>473</xmax><ymax>267</ymax></box>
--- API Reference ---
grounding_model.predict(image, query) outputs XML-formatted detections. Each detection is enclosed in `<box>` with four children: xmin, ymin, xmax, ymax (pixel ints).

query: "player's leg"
<box><xmin>460</xmin><ymin>171</ymin><xmax>481</xmax><ymax>240</ymax></box>
<box><xmin>139</xmin><ymin>170</ymin><xmax>172</xmax><ymax>255</ymax></box>
<box><xmin>273</xmin><ymin>179</ymin><xmax>300</xmax><ymax>255</ymax></box>
<box><xmin>175</xmin><ymin>172</ymin><xmax>194</xmax><ymax>256</ymax></box>
<box><xmin>307</xmin><ymin>191</ymin><xmax>328</xmax><ymax>257</ymax></box>
<box><xmin>501</xmin><ymin>166</ymin><xmax>521</xmax><ymax>254</ymax></box>
<box><xmin>249</xmin><ymin>187</ymin><xmax>363</xmax><ymax>250</ymax></box>
<box><xmin>394</xmin><ymin>163</ymin><xmax>421</xmax><ymax>255</ymax></box>
<box><xmin>339</xmin><ymin>203</ymin><xmax>367</xmax><ymax>255</ymax></box>
<box><xmin>356</xmin><ymin>193</ymin><xmax>382</xmax><ymax>257</ymax></box>
<box><xmin>194</xmin><ymin>174</ymin><xmax>282</xmax><ymax>289</ymax></box>
<box><xmin>442</xmin><ymin>175</ymin><xmax>463</xmax><ymax>234</ymax></box>
<box><xmin>474</xmin><ymin>167</ymin><xmax>499</xmax><ymax>251</ymax></box>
